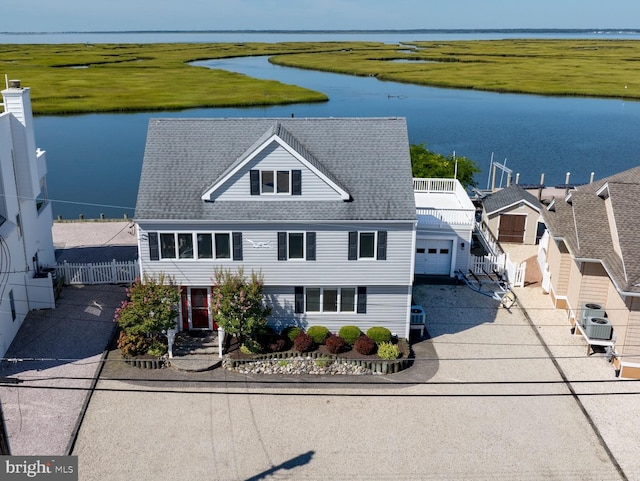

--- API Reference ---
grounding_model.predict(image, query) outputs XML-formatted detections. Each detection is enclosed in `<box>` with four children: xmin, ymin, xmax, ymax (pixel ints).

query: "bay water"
<box><xmin>13</xmin><ymin>31</ymin><xmax>639</xmax><ymax>219</ymax></box>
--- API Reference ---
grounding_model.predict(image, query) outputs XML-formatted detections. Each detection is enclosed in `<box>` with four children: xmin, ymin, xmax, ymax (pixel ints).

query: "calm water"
<box><xmin>22</xmin><ymin>32</ymin><xmax>640</xmax><ymax>219</ymax></box>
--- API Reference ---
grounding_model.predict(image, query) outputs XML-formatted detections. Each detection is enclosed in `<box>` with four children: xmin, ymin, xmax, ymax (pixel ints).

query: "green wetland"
<box><xmin>2</xmin><ymin>39</ymin><xmax>640</xmax><ymax>115</ymax></box>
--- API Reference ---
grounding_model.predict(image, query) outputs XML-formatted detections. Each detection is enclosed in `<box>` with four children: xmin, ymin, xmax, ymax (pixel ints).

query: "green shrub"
<box><xmin>315</xmin><ymin>356</ymin><xmax>333</xmax><ymax>368</ymax></box>
<box><xmin>338</xmin><ymin>325</ymin><xmax>362</xmax><ymax>345</ymax></box>
<box><xmin>307</xmin><ymin>326</ymin><xmax>330</xmax><ymax>345</ymax></box>
<box><xmin>283</xmin><ymin>326</ymin><xmax>304</xmax><ymax>343</ymax></box>
<box><xmin>240</xmin><ymin>338</ymin><xmax>262</xmax><ymax>355</ymax></box>
<box><xmin>147</xmin><ymin>340</ymin><xmax>168</xmax><ymax>357</ymax></box>
<box><xmin>354</xmin><ymin>335</ymin><xmax>376</xmax><ymax>355</ymax></box>
<box><xmin>377</xmin><ymin>342</ymin><xmax>400</xmax><ymax>360</ymax></box>
<box><xmin>366</xmin><ymin>326</ymin><xmax>392</xmax><ymax>344</ymax></box>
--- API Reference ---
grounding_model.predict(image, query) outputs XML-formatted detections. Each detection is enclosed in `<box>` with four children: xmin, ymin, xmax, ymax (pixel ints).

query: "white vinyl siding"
<box><xmin>265</xmin><ymin>285</ymin><xmax>410</xmax><ymax>336</ymax></box>
<box><xmin>138</xmin><ymin>222</ymin><xmax>414</xmax><ymax>287</ymax></box>
<box><xmin>212</xmin><ymin>142</ymin><xmax>342</xmax><ymax>201</ymax></box>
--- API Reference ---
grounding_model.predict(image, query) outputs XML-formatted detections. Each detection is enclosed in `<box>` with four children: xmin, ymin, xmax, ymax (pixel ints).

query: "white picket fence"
<box><xmin>55</xmin><ymin>260</ymin><xmax>139</xmax><ymax>285</ymax></box>
<box><xmin>471</xmin><ymin>253</ymin><xmax>526</xmax><ymax>288</ymax></box>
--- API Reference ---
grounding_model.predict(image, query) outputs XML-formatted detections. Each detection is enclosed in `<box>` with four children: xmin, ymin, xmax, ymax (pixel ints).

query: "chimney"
<box><xmin>2</xmin><ymin>80</ymin><xmax>36</xmax><ymax>155</ymax></box>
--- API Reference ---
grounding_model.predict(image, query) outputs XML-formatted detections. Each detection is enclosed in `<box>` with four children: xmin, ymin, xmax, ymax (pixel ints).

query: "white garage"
<box><xmin>416</xmin><ymin>238</ymin><xmax>454</xmax><ymax>275</ymax></box>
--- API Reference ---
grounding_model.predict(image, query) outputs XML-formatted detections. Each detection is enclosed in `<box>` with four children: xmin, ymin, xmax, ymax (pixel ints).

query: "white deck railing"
<box><xmin>413</xmin><ymin>178</ymin><xmax>458</xmax><ymax>193</ymax></box>
<box><xmin>416</xmin><ymin>208</ymin><xmax>475</xmax><ymax>226</ymax></box>
<box><xmin>55</xmin><ymin>259</ymin><xmax>139</xmax><ymax>285</ymax></box>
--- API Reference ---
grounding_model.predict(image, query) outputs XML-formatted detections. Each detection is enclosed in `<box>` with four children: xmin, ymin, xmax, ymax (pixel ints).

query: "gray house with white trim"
<box><xmin>135</xmin><ymin>117</ymin><xmax>416</xmax><ymax>338</ymax></box>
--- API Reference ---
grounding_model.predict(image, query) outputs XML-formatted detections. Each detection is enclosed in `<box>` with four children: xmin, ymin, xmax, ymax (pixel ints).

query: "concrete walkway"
<box><xmin>0</xmin><ymin>284</ymin><xmax>125</xmax><ymax>455</ymax></box>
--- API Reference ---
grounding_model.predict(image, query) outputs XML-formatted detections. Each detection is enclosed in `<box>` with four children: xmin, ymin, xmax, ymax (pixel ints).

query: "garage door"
<box><xmin>498</xmin><ymin>214</ymin><xmax>526</xmax><ymax>243</ymax></box>
<box><xmin>424</xmin><ymin>239</ymin><xmax>453</xmax><ymax>275</ymax></box>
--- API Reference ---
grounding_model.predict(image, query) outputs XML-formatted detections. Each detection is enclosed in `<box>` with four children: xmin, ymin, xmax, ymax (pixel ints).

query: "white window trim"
<box><xmin>304</xmin><ymin>287</ymin><xmax>357</xmax><ymax>313</ymax></box>
<box><xmin>287</xmin><ymin>232</ymin><xmax>306</xmax><ymax>261</ymax></box>
<box><xmin>261</xmin><ymin>169</ymin><xmax>292</xmax><ymax>195</ymax></box>
<box><xmin>358</xmin><ymin>231</ymin><xmax>377</xmax><ymax>260</ymax></box>
<box><xmin>157</xmin><ymin>231</ymin><xmax>234</xmax><ymax>261</ymax></box>
<box><xmin>213</xmin><ymin>232</ymin><xmax>233</xmax><ymax>260</ymax></box>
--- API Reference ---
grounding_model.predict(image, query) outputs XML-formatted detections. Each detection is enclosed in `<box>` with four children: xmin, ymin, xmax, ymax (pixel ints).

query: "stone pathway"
<box><xmin>168</xmin><ymin>331</ymin><xmax>221</xmax><ymax>372</ymax></box>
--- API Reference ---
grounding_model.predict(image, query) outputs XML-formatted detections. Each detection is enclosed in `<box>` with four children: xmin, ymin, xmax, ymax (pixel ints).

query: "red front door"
<box><xmin>191</xmin><ymin>288</ymin><xmax>210</xmax><ymax>329</ymax></box>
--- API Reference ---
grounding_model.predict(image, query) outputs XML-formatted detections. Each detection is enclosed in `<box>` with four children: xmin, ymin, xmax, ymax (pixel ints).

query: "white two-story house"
<box><xmin>135</xmin><ymin>117</ymin><xmax>417</xmax><ymax>338</ymax></box>
<box><xmin>0</xmin><ymin>81</ymin><xmax>56</xmax><ymax>357</ymax></box>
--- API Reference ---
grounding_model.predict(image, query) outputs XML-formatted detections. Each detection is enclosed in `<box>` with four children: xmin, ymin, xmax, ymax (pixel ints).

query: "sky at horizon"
<box><xmin>3</xmin><ymin>1</ymin><xmax>640</xmax><ymax>33</ymax></box>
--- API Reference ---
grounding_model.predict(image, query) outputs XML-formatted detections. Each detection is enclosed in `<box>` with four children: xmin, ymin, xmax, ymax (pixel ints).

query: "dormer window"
<box><xmin>251</xmin><ymin>169</ymin><xmax>301</xmax><ymax>196</ymax></box>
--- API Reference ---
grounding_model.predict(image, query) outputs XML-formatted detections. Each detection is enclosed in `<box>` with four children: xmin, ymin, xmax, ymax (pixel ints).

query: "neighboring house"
<box><xmin>135</xmin><ymin>117</ymin><xmax>417</xmax><ymax>338</ymax></box>
<box><xmin>414</xmin><ymin>178</ymin><xmax>474</xmax><ymax>276</ymax></box>
<box><xmin>539</xmin><ymin>165</ymin><xmax>640</xmax><ymax>379</ymax></box>
<box><xmin>481</xmin><ymin>184</ymin><xmax>544</xmax><ymax>245</ymax></box>
<box><xmin>0</xmin><ymin>81</ymin><xmax>56</xmax><ymax>357</ymax></box>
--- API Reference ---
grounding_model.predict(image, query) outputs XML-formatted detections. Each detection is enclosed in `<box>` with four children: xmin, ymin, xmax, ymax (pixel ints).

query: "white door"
<box><xmin>424</xmin><ymin>239</ymin><xmax>453</xmax><ymax>275</ymax></box>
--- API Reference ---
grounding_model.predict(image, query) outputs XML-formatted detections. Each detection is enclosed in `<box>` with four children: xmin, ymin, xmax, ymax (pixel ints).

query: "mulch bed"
<box><xmin>226</xmin><ymin>336</ymin><xmax>410</xmax><ymax>362</ymax></box>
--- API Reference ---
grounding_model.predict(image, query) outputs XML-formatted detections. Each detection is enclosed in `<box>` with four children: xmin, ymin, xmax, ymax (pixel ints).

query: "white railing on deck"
<box><xmin>471</xmin><ymin>253</ymin><xmax>525</xmax><ymax>288</ymax></box>
<box><xmin>417</xmin><ymin>208</ymin><xmax>475</xmax><ymax>226</ymax></box>
<box><xmin>413</xmin><ymin>178</ymin><xmax>457</xmax><ymax>193</ymax></box>
<box><xmin>55</xmin><ymin>260</ymin><xmax>139</xmax><ymax>285</ymax></box>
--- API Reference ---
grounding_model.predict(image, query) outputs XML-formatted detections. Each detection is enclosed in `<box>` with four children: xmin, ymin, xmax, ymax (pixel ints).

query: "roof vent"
<box><xmin>8</xmin><ymin>79</ymin><xmax>21</xmax><ymax>89</ymax></box>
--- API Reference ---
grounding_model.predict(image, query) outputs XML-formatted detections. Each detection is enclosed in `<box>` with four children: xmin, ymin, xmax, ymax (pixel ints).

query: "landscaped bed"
<box><xmin>223</xmin><ymin>338</ymin><xmax>412</xmax><ymax>375</ymax></box>
<box><xmin>223</xmin><ymin>325</ymin><xmax>412</xmax><ymax>375</ymax></box>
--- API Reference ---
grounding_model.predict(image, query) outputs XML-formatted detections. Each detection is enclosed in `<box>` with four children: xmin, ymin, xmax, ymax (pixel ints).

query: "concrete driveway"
<box><xmin>72</xmin><ymin>279</ymin><xmax>637</xmax><ymax>481</ymax></box>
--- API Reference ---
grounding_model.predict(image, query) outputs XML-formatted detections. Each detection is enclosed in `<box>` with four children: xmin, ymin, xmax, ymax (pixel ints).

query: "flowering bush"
<box><xmin>212</xmin><ymin>268</ymin><xmax>271</xmax><ymax>344</ymax></box>
<box><xmin>114</xmin><ymin>274</ymin><xmax>180</xmax><ymax>357</ymax></box>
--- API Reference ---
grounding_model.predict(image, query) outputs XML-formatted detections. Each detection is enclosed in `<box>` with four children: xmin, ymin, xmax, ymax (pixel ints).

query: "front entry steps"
<box><xmin>169</xmin><ymin>330</ymin><xmax>221</xmax><ymax>372</ymax></box>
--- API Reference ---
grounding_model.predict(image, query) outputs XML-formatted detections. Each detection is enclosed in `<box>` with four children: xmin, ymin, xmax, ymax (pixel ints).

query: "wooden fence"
<box><xmin>55</xmin><ymin>260</ymin><xmax>139</xmax><ymax>285</ymax></box>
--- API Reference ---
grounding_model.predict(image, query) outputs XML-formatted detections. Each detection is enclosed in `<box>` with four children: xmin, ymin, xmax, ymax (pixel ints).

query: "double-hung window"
<box><xmin>215</xmin><ymin>233</ymin><xmax>231</xmax><ymax>259</ymax></box>
<box><xmin>295</xmin><ymin>287</ymin><xmax>363</xmax><ymax>314</ymax></box>
<box><xmin>148</xmin><ymin>231</ymin><xmax>243</xmax><ymax>261</ymax></box>
<box><xmin>278</xmin><ymin>231</ymin><xmax>316</xmax><ymax>261</ymax></box>
<box><xmin>250</xmin><ymin>169</ymin><xmax>302</xmax><ymax>195</ymax></box>
<box><xmin>348</xmin><ymin>231</ymin><xmax>387</xmax><ymax>260</ymax></box>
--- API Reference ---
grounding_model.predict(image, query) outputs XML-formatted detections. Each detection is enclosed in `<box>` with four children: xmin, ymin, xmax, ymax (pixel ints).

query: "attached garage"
<box><xmin>416</xmin><ymin>239</ymin><xmax>453</xmax><ymax>275</ymax></box>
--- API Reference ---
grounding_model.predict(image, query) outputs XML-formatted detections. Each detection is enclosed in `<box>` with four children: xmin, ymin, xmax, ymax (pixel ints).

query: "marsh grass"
<box><xmin>270</xmin><ymin>39</ymin><xmax>640</xmax><ymax>100</ymax></box>
<box><xmin>1</xmin><ymin>39</ymin><xmax>638</xmax><ymax>115</ymax></box>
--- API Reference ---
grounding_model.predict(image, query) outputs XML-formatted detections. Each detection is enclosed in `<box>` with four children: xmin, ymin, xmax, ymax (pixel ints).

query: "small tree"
<box><xmin>114</xmin><ymin>274</ymin><xmax>180</xmax><ymax>356</ymax></box>
<box><xmin>212</xmin><ymin>268</ymin><xmax>271</xmax><ymax>344</ymax></box>
<box><xmin>410</xmin><ymin>143</ymin><xmax>481</xmax><ymax>188</ymax></box>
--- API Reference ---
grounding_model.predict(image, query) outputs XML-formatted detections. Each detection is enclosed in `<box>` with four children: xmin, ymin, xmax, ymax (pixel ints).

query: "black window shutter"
<box><xmin>306</xmin><ymin>232</ymin><xmax>316</xmax><ymax>261</ymax></box>
<box><xmin>278</xmin><ymin>232</ymin><xmax>287</xmax><ymax>261</ymax></box>
<box><xmin>148</xmin><ymin>232</ymin><xmax>159</xmax><ymax>261</ymax></box>
<box><xmin>357</xmin><ymin>286</ymin><xmax>367</xmax><ymax>314</ymax></box>
<box><xmin>348</xmin><ymin>231</ymin><xmax>357</xmax><ymax>260</ymax></box>
<box><xmin>294</xmin><ymin>286</ymin><xmax>304</xmax><ymax>314</ymax></box>
<box><xmin>250</xmin><ymin>170</ymin><xmax>260</xmax><ymax>195</ymax></box>
<box><xmin>377</xmin><ymin>231</ymin><xmax>387</xmax><ymax>260</ymax></box>
<box><xmin>292</xmin><ymin>170</ymin><xmax>302</xmax><ymax>195</ymax></box>
<box><xmin>232</xmin><ymin>232</ymin><xmax>243</xmax><ymax>260</ymax></box>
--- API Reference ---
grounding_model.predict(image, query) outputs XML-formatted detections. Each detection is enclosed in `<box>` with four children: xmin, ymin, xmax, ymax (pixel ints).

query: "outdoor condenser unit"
<box><xmin>580</xmin><ymin>302</ymin><xmax>606</xmax><ymax>327</ymax></box>
<box><xmin>585</xmin><ymin>316</ymin><xmax>613</xmax><ymax>340</ymax></box>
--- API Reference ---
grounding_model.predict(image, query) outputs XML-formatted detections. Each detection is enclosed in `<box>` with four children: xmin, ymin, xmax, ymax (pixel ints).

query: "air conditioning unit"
<box><xmin>580</xmin><ymin>302</ymin><xmax>606</xmax><ymax>327</ymax></box>
<box><xmin>585</xmin><ymin>316</ymin><xmax>613</xmax><ymax>340</ymax></box>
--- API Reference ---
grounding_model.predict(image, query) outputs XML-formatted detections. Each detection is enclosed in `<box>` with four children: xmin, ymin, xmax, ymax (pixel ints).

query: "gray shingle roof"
<box><xmin>135</xmin><ymin>117</ymin><xmax>415</xmax><ymax>222</ymax></box>
<box><xmin>541</xmin><ymin>165</ymin><xmax>640</xmax><ymax>293</ymax></box>
<box><xmin>482</xmin><ymin>184</ymin><xmax>542</xmax><ymax>215</ymax></box>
